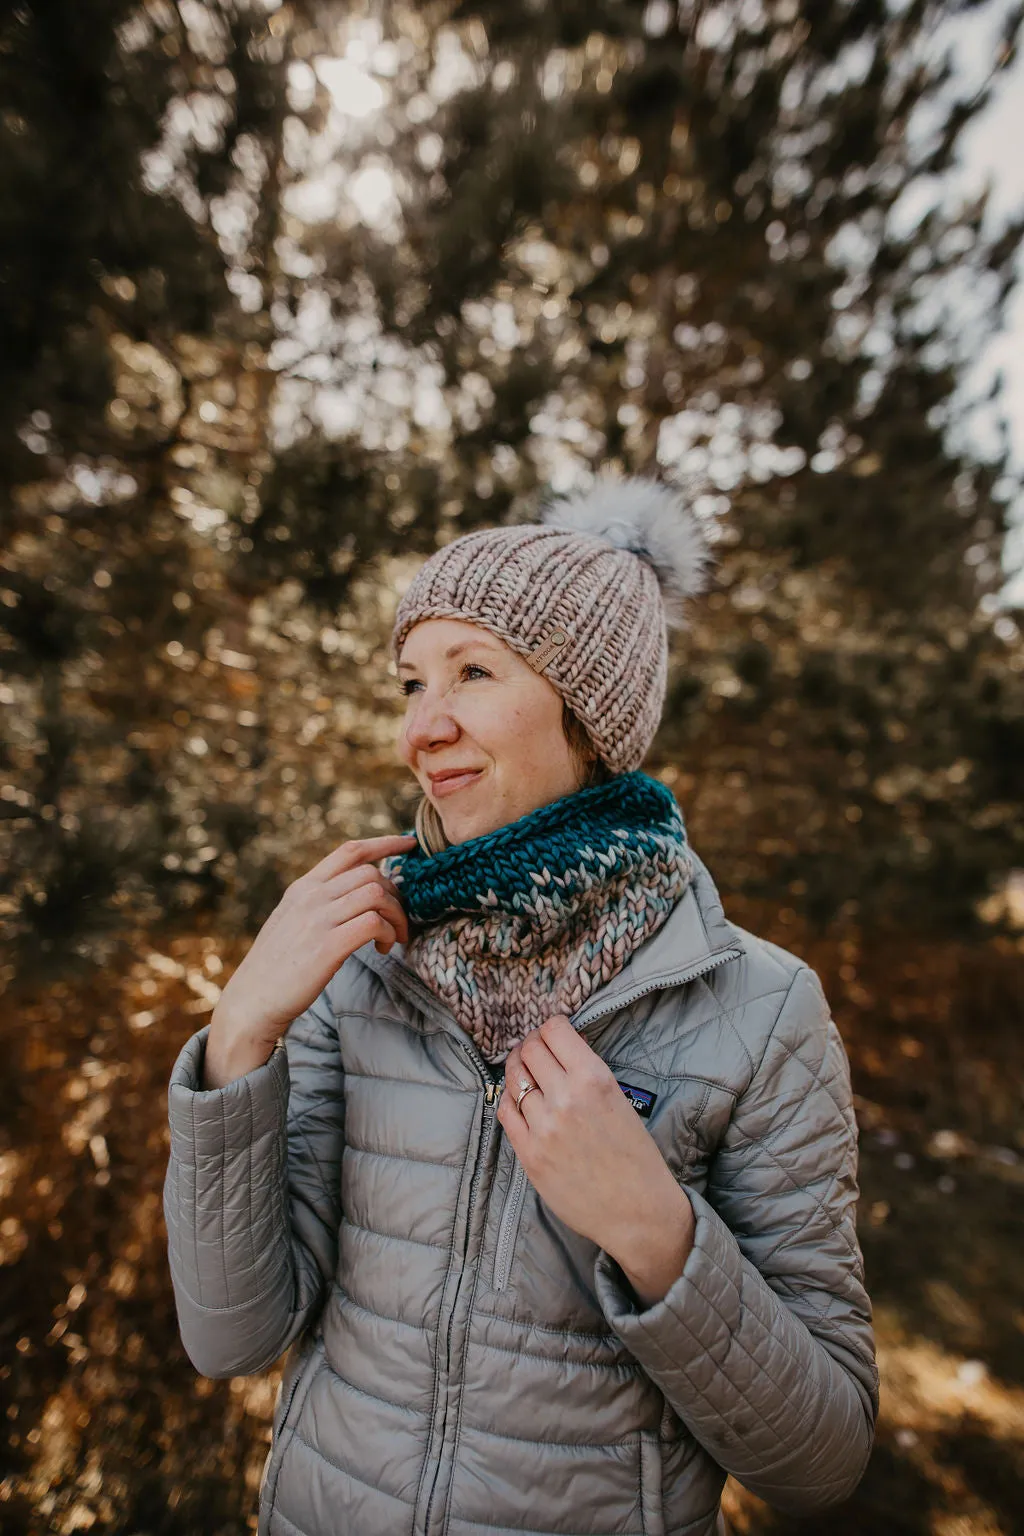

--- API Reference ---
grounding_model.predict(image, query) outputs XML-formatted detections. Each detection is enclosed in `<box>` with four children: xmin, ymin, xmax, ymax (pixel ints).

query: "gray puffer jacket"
<box><xmin>163</xmin><ymin>848</ymin><xmax>878</xmax><ymax>1536</ymax></box>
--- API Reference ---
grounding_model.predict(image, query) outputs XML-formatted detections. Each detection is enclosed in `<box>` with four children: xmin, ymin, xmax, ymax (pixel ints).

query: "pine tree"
<box><xmin>2</xmin><ymin>0</ymin><xmax>1022</xmax><ymax>990</ymax></box>
<box><xmin>0</xmin><ymin>0</ymin><xmax>292</xmax><ymax>979</ymax></box>
<box><xmin>272</xmin><ymin>0</ymin><xmax>1024</xmax><ymax>930</ymax></box>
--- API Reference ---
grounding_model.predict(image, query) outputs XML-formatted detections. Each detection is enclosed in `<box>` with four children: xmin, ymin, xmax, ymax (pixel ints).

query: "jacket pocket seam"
<box><xmin>491</xmin><ymin>1159</ymin><xmax>528</xmax><ymax>1292</ymax></box>
<box><xmin>261</xmin><ymin>1346</ymin><xmax>323</xmax><ymax>1528</ymax></box>
<box><xmin>638</xmin><ymin>1430</ymin><xmax>666</xmax><ymax>1536</ymax></box>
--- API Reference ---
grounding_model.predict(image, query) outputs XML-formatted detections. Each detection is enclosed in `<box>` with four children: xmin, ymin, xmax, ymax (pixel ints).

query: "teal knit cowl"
<box><xmin>378</xmin><ymin>770</ymin><xmax>693</xmax><ymax>1064</ymax></box>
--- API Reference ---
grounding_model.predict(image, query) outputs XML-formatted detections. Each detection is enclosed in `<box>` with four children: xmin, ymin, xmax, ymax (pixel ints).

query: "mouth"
<box><xmin>428</xmin><ymin>769</ymin><xmax>484</xmax><ymax>798</ymax></box>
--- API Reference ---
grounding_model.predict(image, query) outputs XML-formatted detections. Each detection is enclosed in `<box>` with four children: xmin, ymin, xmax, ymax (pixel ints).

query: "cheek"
<box><xmin>486</xmin><ymin>699</ymin><xmax>528</xmax><ymax>732</ymax></box>
<box><xmin>490</xmin><ymin>698</ymin><xmax>558</xmax><ymax>755</ymax></box>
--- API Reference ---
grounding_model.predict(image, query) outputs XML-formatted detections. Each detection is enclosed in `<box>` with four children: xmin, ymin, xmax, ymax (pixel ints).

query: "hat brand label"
<box><xmin>527</xmin><ymin>629</ymin><xmax>568</xmax><ymax>673</ymax></box>
<box><xmin>617</xmin><ymin>1081</ymin><xmax>657</xmax><ymax>1119</ymax></box>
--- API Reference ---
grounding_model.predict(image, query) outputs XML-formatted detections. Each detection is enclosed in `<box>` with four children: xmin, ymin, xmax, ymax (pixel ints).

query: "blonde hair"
<box><xmin>412</xmin><ymin>700</ymin><xmax>613</xmax><ymax>856</ymax></box>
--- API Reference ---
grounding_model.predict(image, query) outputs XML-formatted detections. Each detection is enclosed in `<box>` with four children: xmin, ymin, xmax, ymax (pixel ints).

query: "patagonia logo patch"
<box><xmin>618</xmin><ymin>1081</ymin><xmax>657</xmax><ymax>1119</ymax></box>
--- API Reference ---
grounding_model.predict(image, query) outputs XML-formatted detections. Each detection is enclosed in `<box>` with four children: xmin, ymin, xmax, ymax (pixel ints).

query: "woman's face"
<box><xmin>396</xmin><ymin>617</ymin><xmax>582</xmax><ymax>844</ymax></box>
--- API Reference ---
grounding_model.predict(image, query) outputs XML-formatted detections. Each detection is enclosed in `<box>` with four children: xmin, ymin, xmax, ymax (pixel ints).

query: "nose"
<box><xmin>402</xmin><ymin>687</ymin><xmax>460</xmax><ymax>757</ymax></box>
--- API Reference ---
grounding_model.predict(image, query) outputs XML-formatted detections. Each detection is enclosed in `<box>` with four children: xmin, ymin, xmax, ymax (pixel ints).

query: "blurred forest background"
<box><xmin>2</xmin><ymin>0</ymin><xmax>1023</xmax><ymax>1531</ymax></box>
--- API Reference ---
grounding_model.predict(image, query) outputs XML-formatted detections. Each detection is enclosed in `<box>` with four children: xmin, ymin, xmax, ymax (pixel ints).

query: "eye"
<box><xmin>399</xmin><ymin>662</ymin><xmax>491</xmax><ymax>696</ymax></box>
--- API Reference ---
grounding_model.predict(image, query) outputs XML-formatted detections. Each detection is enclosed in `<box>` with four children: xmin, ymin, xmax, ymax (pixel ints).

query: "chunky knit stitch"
<box><xmin>389</xmin><ymin>473</ymin><xmax>712</xmax><ymax>775</ymax></box>
<box><xmin>379</xmin><ymin>771</ymin><xmax>693</xmax><ymax>1063</ymax></box>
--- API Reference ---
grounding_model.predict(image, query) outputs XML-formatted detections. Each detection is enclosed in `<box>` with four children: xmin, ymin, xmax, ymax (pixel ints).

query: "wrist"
<box><xmin>602</xmin><ymin>1182</ymin><xmax>695</xmax><ymax>1310</ymax></box>
<box><xmin>202</xmin><ymin>1012</ymin><xmax>278</xmax><ymax>1089</ymax></box>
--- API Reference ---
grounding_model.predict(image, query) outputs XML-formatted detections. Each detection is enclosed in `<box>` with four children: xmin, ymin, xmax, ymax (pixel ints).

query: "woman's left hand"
<box><xmin>498</xmin><ymin>1015</ymin><xmax>696</xmax><ymax>1307</ymax></box>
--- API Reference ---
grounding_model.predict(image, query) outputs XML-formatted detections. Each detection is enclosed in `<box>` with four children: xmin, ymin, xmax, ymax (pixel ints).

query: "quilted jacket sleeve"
<box><xmin>593</xmin><ymin>965</ymin><xmax>878</xmax><ymax>1514</ymax></box>
<box><xmin>162</xmin><ymin>984</ymin><xmax>344</xmax><ymax>1379</ymax></box>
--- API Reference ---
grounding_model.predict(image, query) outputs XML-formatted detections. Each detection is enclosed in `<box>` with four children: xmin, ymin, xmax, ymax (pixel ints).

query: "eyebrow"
<box><xmin>396</xmin><ymin>640</ymin><xmax>498</xmax><ymax>674</ymax></box>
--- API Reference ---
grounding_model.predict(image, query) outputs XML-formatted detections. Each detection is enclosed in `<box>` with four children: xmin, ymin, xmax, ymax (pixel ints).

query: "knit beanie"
<box><xmin>389</xmin><ymin>472</ymin><xmax>714</xmax><ymax>775</ymax></box>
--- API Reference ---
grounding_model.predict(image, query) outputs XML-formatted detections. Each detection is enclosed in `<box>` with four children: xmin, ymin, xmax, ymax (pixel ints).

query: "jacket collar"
<box><xmin>351</xmin><ymin>846</ymin><xmax>745</xmax><ymax>1042</ymax></box>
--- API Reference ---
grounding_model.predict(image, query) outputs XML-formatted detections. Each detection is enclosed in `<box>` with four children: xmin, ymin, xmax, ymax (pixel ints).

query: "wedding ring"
<box><xmin>515</xmin><ymin>1082</ymin><xmax>537</xmax><ymax>1111</ymax></box>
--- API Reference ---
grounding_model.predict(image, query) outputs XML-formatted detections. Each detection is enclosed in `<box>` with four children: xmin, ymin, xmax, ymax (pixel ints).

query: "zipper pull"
<box><xmin>484</xmin><ymin>1081</ymin><xmax>500</xmax><ymax>1105</ymax></box>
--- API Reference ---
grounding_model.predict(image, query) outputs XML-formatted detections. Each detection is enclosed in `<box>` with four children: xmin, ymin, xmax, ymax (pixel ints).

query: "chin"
<box><xmin>438</xmin><ymin>806</ymin><xmax>498</xmax><ymax>845</ymax></box>
<box><xmin>438</xmin><ymin>809</ymin><xmax>479</xmax><ymax>842</ymax></box>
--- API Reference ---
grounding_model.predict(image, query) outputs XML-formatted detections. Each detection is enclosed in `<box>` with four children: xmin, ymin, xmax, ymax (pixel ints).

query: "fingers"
<box><xmin>519</xmin><ymin>1027</ymin><xmax>568</xmax><ymax>1091</ymax></box>
<box><xmin>321</xmin><ymin>862</ymin><xmax>408</xmax><ymax>942</ymax></box>
<box><xmin>511</xmin><ymin>1089</ymin><xmax>540</xmax><ymax>1130</ymax></box>
<box><xmin>343</xmin><ymin>908</ymin><xmax>402</xmax><ymax>955</ymax></box>
<box><xmin>497</xmin><ymin>1057</ymin><xmax>543</xmax><ymax>1133</ymax></box>
<box><xmin>503</xmin><ymin>1046</ymin><xmax>537</xmax><ymax>1103</ymax></box>
<box><xmin>310</xmin><ymin>833</ymin><xmax>418</xmax><ymax>884</ymax></box>
<box><xmin>532</xmin><ymin>1013</ymin><xmax>597</xmax><ymax>1071</ymax></box>
<box><xmin>496</xmin><ymin>1083</ymin><xmax>531</xmax><ymax>1148</ymax></box>
<box><xmin>506</xmin><ymin>1015</ymin><xmax>617</xmax><ymax>1125</ymax></box>
<box><xmin>501</xmin><ymin>1049</ymin><xmax>545</xmax><ymax>1132</ymax></box>
<box><xmin>330</xmin><ymin>881</ymin><xmax>410</xmax><ymax>946</ymax></box>
<box><xmin>298</xmin><ymin>838</ymin><xmax>418</xmax><ymax>955</ymax></box>
<box><xmin>323</xmin><ymin>863</ymin><xmax>404</xmax><ymax>905</ymax></box>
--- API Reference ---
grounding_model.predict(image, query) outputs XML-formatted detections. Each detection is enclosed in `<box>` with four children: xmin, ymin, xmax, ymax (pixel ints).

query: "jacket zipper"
<box><xmin>276</xmin><ymin>1323</ymin><xmax>319</xmax><ymax>1434</ymax></box>
<box><xmin>260</xmin><ymin>1329</ymin><xmax>320</xmax><ymax>1518</ymax></box>
<box><xmin>366</xmin><ymin>940</ymin><xmax>744</xmax><ymax>1529</ymax></box>
<box><xmin>491</xmin><ymin>1161</ymin><xmax>529</xmax><ymax>1292</ymax></box>
<box><xmin>420</xmin><ymin>1040</ymin><xmax>500</xmax><ymax>1536</ymax></box>
<box><xmin>490</xmin><ymin>946</ymin><xmax>743</xmax><ymax>1292</ymax></box>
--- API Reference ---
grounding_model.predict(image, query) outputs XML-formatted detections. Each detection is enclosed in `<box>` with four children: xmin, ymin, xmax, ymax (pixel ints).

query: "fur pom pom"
<box><xmin>538</xmin><ymin>471</ymin><xmax>714</xmax><ymax>628</ymax></box>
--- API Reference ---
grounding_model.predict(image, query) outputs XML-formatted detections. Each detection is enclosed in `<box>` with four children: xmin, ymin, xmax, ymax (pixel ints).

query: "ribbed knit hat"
<box><xmin>389</xmin><ymin>472</ymin><xmax>714</xmax><ymax>775</ymax></box>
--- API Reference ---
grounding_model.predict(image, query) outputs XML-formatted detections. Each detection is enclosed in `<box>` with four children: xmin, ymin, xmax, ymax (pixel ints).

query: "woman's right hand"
<box><xmin>201</xmin><ymin>832</ymin><xmax>418</xmax><ymax>1089</ymax></box>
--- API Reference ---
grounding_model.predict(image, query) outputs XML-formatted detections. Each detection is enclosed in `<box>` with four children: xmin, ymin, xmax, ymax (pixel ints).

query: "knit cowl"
<box><xmin>378</xmin><ymin>771</ymin><xmax>694</xmax><ymax>1064</ymax></box>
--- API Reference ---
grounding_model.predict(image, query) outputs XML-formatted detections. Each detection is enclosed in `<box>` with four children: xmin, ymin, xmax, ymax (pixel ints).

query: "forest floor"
<box><xmin>1</xmin><ymin>908</ymin><xmax>1021</xmax><ymax>1536</ymax></box>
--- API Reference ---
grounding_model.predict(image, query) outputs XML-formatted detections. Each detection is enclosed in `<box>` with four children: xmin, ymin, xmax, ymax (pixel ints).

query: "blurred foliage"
<box><xmin>0</xmin><ymin>0</ymin><xmax>1022</xmax><ymax>986</ymax></box>
<box><xmin>1</xmin><ymin>1</ymin><xmax>1023</xmax><ymax>972</ymax></box>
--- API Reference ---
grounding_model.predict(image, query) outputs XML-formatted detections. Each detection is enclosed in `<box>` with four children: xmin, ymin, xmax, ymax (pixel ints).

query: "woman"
<box><xmin>164</xmin><ymin>472</ymin><xmax>878</xmax><ymax>1536</ymax></box>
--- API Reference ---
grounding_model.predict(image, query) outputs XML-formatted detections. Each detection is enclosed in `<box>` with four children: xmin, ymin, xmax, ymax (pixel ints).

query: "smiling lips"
<box><xmin>428</xmin><ymin>769</ymin><xmax>484</xmax><ymax>798</ymax></box>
